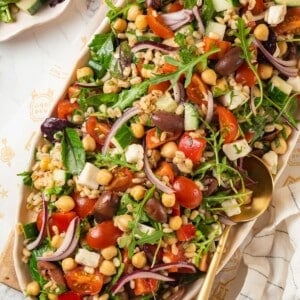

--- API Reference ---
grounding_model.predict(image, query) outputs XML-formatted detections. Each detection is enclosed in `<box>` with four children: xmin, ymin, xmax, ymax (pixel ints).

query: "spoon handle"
<box><xmin>197</xmin><ymin>225</ymin><xmax>232</xmax><ymax>300</ymax></box>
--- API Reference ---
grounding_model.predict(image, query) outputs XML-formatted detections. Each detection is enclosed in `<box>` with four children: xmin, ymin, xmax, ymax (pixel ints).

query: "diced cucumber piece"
<box><xmin>23</xmin><ymin>222</ymin><xmax>38</xmax><ymax>240</ymax></box>
<box><xmin>268</xmin><ymin>75</ymin><xmax>293</xmax><ymax>103</ymax></box>
<box><xmin>212</xmin><ymin>0</ymin><xmax>239</xmax><ymax>12</ymax></box>
<box><xmin>274</xmin><ymin>0</ymin><xmax>300</xmax><ymax>6</ymax></box>
<box><xmin>53</xmin><ymin>169</ymin><xmax>66</xmax><ymax>186</ymax></box>
<box><xmin>156</xmin><ymin>93</ymin><xmax>178</xmax><ymax>113</ymax></box>
<box><xmin>205</xmin><ymin>21</ymin><xmax>227</xmax><ymax>40</ymax></box>
<box><xmin>184</xmin><ymin>103</ymin><xmax>199</xmax><ymax>131</ymax></box>
<box><xmin>112</xmin><ymin>124</ymin><xmax>134</xmax><ymax>150</ymax></box>
<box><xmin>16</xmin><ymin>0</ymin><xmax>44</xmax><ymax>15</ymax></box>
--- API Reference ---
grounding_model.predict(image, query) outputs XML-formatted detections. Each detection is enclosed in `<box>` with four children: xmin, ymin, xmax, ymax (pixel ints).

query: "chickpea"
<box><xmin>130</xmin><ymin>185</ymin><xmax>146</xmax><ymax>201</ymax></box>
<box><xmin>112</xmin><ymin>18</ymin><xmax>127</xmax><ymax>33</ymax></box>
<box><xmin>51</xmin><ymin>234</ymin><xmax>63</xmax><ymax>249</ymax></box>
<box><xmin>135</xmin><ymin>14</ymin><xmax>148</xmax><ymax>31</ymax></box>
<box><xmin>55</xmin><ymin>195</ymin><xmax>75</xmax><ymax>212</ymax></box>
<box><xmin>254</xmin><ymin>24</ymin><xmax>269</xmax><ymax>41</ymax></box>
<box><xmin>215</xmin><ymin>78</ymin><xmax>228</xmax><ymax>92</ymax></box>
<box><xmin>103</xmin><ymin>80</ymin><xmax>120</xmax><ymax>94</ymax></box>
<box><xmin>131</xmin><ymin>123</ymin><xmax>145</xmax><ymax>138</ymax></box>
<box><xmin>99</xmin><ymin>294</ymin><xmax>110</xmax><ymax>300</ymax></box>
<box><xmin>132</xmin><ymin>251</ymin><xmax>147</xmax><ymax>269</ymax></box>
<box><xmin>201</xmin><ymin>69</ymin><xmax>217</xmax><ymax>85</ymax></box>
<box><xmin>114</xmin><ymin>214</ymin><xmax>133</xmax><ymax>232</ymax></box>
<box><xmin>161</xmin><ymin>142</ymin><xmax>178</xmax><ymax>159</ymax></box>
<box><xmin>101</xmin><ymin>246</ymin><xmax>118</xmax><ymax>260</ymax></box>
<box><xmin>271</xmin><ymin>137</ymin><xmax>287</xmax><ymax>154</ymax></box>
<box><xmin>278</xmin><ymin>41</ymin><xmax>288</xmax><ymax>57</ymax></box>
<box><xmin>40</xmin><ymin>156</ymin><xmax>51</xmax><ymax>171</ymax></box>
<box><xmin>257</xmin><ymin>64</ymin><xmax>273</xmax><ymax>80</ymax></box>
<box><xmin>62</xmin><ymin>257</ymin><xmax>77</xmax><ymax>272</ymax></box>
<box><xmin>96</xmin><ymin>169</ymin><xmax>113</xmax><ymax>186</ymax></box>
<box><xmin>100</xmin><ymin>260</ymin><xmax>116</xmax><ymax>276</ymax></box>
<box><xmin>280</xmin><ymin>124</ymin><xmax>292</xmax><ymax>139</ymax></box>
<box><xmin>161</xmin><ymin>193</ymin><xmax>176</xmax><ymax>208</ymax></box>
<box><xmin>26</xmin><ymin>281</ymin><xmax>40</xmax><ymax>296</ymax></box>
<box><xmin>76</xmin><ymin>67</ymin><xmax>94</xmax><ymax>81</ymax></box>
<box><xmin>82</xmin><ymin>134</ymin><xmax>96</xmax><ymax>152</ymax></box>
<box><xmin>169</xmin><ymin>216</ymin><xmax>182</xmax><ymax>231</ymax></box>
<box><xmin>48</xmin><ymin>294</ymin><xmax>58</xmax><ymax>300</ymax></box>
<box><xmin>127</xmin><ymin>5</ymin><xmax>142</xmax><ymax>21</ymax></box>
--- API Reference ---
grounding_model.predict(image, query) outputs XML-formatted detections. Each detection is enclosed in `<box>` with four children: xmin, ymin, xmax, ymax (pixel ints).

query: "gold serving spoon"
<box><xmin>197</xmin><ymin>155</ymin><xmax>274</xmax><ymax>300</ymax></box>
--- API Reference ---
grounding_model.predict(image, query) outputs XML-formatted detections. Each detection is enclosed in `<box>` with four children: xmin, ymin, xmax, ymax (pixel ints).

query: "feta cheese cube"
<box><xmin>77</xmin><ymin>162</ymin><xmax>100</xmax><ymax>190</ymax></box>
<box><xmin>135</xmin><ymin>223</ymin><xmax>155</xmax><ymax>239</ymax></box>
<box><xmin>220</xmin><ymin>90</ymin><xmax>249</xmax><ymax>110</ymax></box>
<box><xmin>221</xmin><ymin>199</ymin><xmax>241</xmax><ymax>217</ymax></box>
<box><xmin>264</xmin><ymin>5</ymin><xmax>287</xmax><ymax>26</ymax></box>
<box><xmin>222</xmin><ymin>139</ymin><xmax>252</xmax><ymax>161</ymax></box>
<box><xmin>262</xmin><ymin>150</ymin><xmax>278</xmax><ymax>175</ymax></box>
<box><xmin>125</xmin><ymin>144</ymin><xmax>144</xmax><ymax>164</ymax></box>
<box><xmin>75</xmin><ymin>248</ymin><xmax>100</xmax><ymax>268</ymax></box>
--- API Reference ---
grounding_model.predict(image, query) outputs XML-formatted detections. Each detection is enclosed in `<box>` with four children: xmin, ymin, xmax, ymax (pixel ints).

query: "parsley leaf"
<box><xmin>17</xmin><ymin>171</ymin><xmax>33</xmax><ymax>187</ymax></box>
<box><xmin>184</xmin><ymin>0</ymin><xmax>198</xmax><ymax>9</ymax></box>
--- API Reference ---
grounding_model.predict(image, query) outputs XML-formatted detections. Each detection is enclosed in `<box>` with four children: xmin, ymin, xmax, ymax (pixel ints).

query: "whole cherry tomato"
<box><xmin>73</xmin><ymin>193</ymin><xmax>95</xmax><ymax>218</ymax></box>
<box><xmin>178</xmin><ymin>133</ymin><xmax>207</xmax><ymax>164</ymax></box>
<box><xmin>65</xmin><ymin>267</ymin><xmax>103</xmax><ymax>295</ymax></box>
<box><xmin>216</xmin><ymin>106</ymin><xmax>239</xmax><ymax>144</ymax></box>
<box><xmin>86</xmin><ymin>220</ymin><xmax>122</xmax><ymax>250</ymax></box>
<box><xmin>173</xmin><ymin>176</ymin><xmax>202</xmax><ymax>209</ymax></box>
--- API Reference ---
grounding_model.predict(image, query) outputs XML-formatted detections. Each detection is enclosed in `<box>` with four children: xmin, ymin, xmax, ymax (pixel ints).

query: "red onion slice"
<box><xmin>26</xmin><ymin>197</ymin><xmax>48</xmax><ymax>251</ymax></box>
<box><xmin>144</xmin><ymin>150</ymin><xmax>175</xmax><ymax>194</ymax></box>
<box><xmin>204</xmin><ymin>91</ymin><xmax>214</xmax><ymax>124</ymax></box>
<box><xmin>150</xmin><ymin>262</ymin><xmax>196</xmax><ymax>272</ymax></box>
<box><xmin>173</xmin><ymin>82</ymin><xmax>186</xmax><ymax>103</ymax></box>
<box><xmin>111</xmin><ymin>270</ymin><xmax>174</xmax><ymax>295</ymax></box>
<box><xmin>37</xmin><ymin>217</ymin><xmax>80</xmax><ymax>261</ymax></box>
<box><xmin>161</xmin><ymin>10</ymin><xmax>194</xmax><ymax>31</ymax></box>
<box><xmin>192</xmin><ymin>6</ymin><xmax>205</xmax><ymax>35</ymax></box>
<box><xmin>75</xmin><ymin>82</ymin><xmax>100</xmax><ymax>88</ymax></box>
<box><xmin>132</xmin><ymin>41</ymin><xmax>179</xmax><ymax>53</ymax></box>
<box><xmin>102</xmin><ymin>107</ymin><xmax>141</xmax><ymax>154</ymax></box>
<box><xmin>254</xmin><ymin>39</ymin><xmax>298</xmax><ymax>77</ymax></box>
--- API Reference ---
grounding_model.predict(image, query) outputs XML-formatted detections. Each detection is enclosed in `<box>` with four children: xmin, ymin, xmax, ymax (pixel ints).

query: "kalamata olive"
<box><xmin>215</xmin><ymin>47</ymin><xmax>244</xmax><ymax>76</ymax></box>
<box><xmin>152</xmin><ymin>111</ymin><xmax>184</xmax><ymax>133</ymax></box>
<box><xmin>202</xmin><ymin>177</ymin><xmax>218</xmax><ymax>196</ymax></box>
<box><xmin>37</xmin><ymin>261</ymin><xmax>66</xmax><ymax>287</ymax></box>
<box><xmin>262</xmin><ymin>130</ymin><xmax>279</xmax><ymax>141</ymax></box>
<box><xmin>41</xmin><ymin>117</ymin><xmax>70</xmax><ymax>142</ymax></box>
<box><xmin>144</xmin><ymin>197</ymin><xmax>168</xmax><ymax>223</ymax></box>
<box><xmin>257</xmin><ymin>27</ymin><xmax>277</xmax><ymax>63</ymax></box>
<box><xmin>93</xmin><ymin>191</ymin><xmax>120</xmax><ymax>223</ymax></box>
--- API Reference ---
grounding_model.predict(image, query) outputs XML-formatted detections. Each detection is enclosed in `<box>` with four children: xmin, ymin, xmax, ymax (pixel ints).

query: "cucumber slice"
<box><xmin>205</xmin><ymin>21</ymin><xmax>227</xmax><ymax>40</ymax></box>
<box><xmin>23</xmin><ymin>222</ymin><xmax>38</xmax><ymax>240</ymax></box>
<box><xmin>16</xmin><ymin>0</ymin><xmax>44</xmax><ymax>15</ymax></box>
<box><xmin>112</xmin><ymin>124</ymin><xmax>134</xmax><ymax>150</ymax></box>
<box><xmin>268</xmin><ymin>75</ymin><xmax>293</xmax><ymax>103</ymax></box>
<box><xmin>184</xmin><ymin>103</ymin><xmax>199</xmax><ymax>131</ymax></box>
<box><xmin>212</xmin><ymin>0</ymin><xmax>238</xmax><ymax>12</ymax></box>
<box><xmin>274</xmin><ymin>0</ymin><xmax>300</xmax><ymax>6</ymax></box>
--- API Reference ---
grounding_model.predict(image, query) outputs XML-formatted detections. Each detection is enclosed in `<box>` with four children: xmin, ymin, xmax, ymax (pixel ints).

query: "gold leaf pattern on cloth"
<box><xmin>0</xmin><ymin>138</ymin><xmax>14</xmax><ymax>167</ymax></box>
<box><xmin>30</xmin><ymin>89</ymin><xmax>54</xmax><ymax>122</ymax></box>
<box><xmin>0</xmin><ymin>185</ymin><xmax>8</xmax><ymax>199</ymax></box>
<box><xmin>49</xmin><ymin>65</ymin><xmax>68</xmax><ymax>79</ymax></box>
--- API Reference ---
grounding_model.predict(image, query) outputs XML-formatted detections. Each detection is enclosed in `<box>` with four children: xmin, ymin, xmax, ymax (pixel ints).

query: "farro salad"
<box><xmin>17</xmin><ymin>0</ymin><xmax>300</xmax><ymax>299</ymax></box>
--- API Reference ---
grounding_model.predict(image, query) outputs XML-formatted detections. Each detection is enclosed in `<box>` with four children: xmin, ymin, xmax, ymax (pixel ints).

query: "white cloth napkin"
<box><xmin>213</xmin><ymin>182</ymin><xmax>300</xmax><ymax>300</ymax></box>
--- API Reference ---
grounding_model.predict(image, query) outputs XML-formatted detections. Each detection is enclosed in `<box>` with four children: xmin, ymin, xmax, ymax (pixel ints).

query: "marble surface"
<box><xmin>0</xmin><ymin>1</ymin><xmax>101</xmax><ymax>298</ymax></box>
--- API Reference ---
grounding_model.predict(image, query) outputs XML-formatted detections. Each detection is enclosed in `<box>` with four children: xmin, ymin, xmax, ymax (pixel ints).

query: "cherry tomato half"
<box><xmin>134</xmin><ymin>278</ymin><xmax>159</xmax><ymax>296</ymax></box>
<box><xmin>57</xmin><ymin>100</ymin><xmax>80</xmax><ymax>120</ymax></box>
<box><xmin>48</xmin><ymin>211</ymin><xmax>77</xmax><ymax>234</ymax></box>
<box><xmin>274</xmin><ymin>8</ymin><xmax>300</xmax><ymax>35</ymax></box>
<box><xmin>173</xmin><ymin>176</ymin><xmax>202</xmax><ymax>209</ymax></box>
<box><xmin>147</xmin><ymin>7</ymin><xmax>174</xmax><ymax>39</ymax></box>
<box><xmin>86</xmin><ymin>220</ymin><xmax>122</xmax><ymax>250</ymax></box>
<box><xmin>73</xmin><ymin>193</ymin><xmax>95</xmax><ymax>218</ymax></box>
<box><xmin>107</xmin><ymin>168</ymin><xmax>133</xmax><ymax>192</ymax></box>
<box><xmin>178</xmin><ymin>133</ymin><xmax>207</xmax><ymax>164</ymax></box>
<box><xmin>216</xmin><ymin>106</ymin><xmax>239</xmax><ymax>144</ymax></box>
<box><xmin>186</xmin><ymin>73</ymin><xmax>207</xmax><ymax>105</ymax></box>
<box><xmin>251</xmin><ymin>0</ymin><xmax>264</xmax><ymax>15</ymax></box>
<box><xmin>58</xmin><ymin>291</ymin><xmax>82</xmax><ymax>300</ymax></box>
<box><xmin>235</xmin><ymin>62</ymin><xmax>256</xmax><ymax>87</ymax></box>
<box><xmin>86</xmin><ymin>116</ymin><xmax>110</xmax><ymax>146</ymax></box>
<box><xmin>65</xmin><ymin>267</ymin><xmax>103</xmax><ymax>295</ymax></box>
<box><xmin>176</xmin><ymin>224</ymin><xmax>196</xmax><ymax>242</ymax></box>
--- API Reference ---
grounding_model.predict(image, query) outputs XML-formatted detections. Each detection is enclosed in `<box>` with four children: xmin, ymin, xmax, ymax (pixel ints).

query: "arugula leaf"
<box><xmin>184</xmin><ymin>0</ymin><xmax>198</xmax><ymax>9</ymax></box>
<box><xmin>88</xmin><ymin>33</ymin><xmax>115</xmax><ymax>79</ymax></box>
<box><xmin>202</xmin><ymin>0</ymin><xmax>216</xmax><ymax>25</ymax></box>
<box><xmin>17</xmin><ymin>171</ymin><xmax>33</xmax><ymax>187</ymax></box>
<box><xmin>61</xmin><ymin>128</ymin><xmax>85</xmax><ymax>175</ymax></box>
<box><xmin>105</xmin><ymin>0</ymin><xmax>140</xmax><ymax>22</ymax></box>
<box><xmin>234</xmin><ymin>18</ymin><xmax>263</xmax><ymax>116</ymax></box>
<box><xmin>92</xmin><ymin>152</ymin><xmax>138</xmax><ymax>171</ymax></box>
